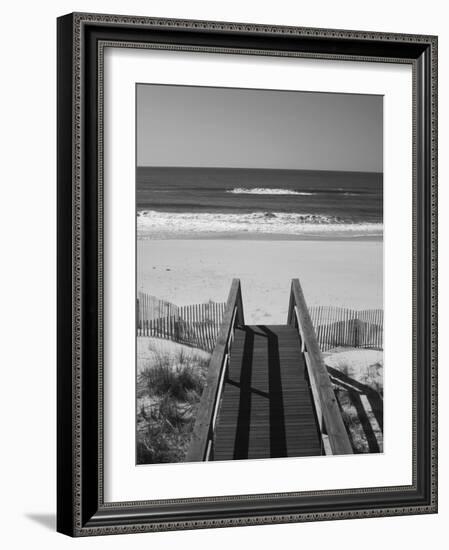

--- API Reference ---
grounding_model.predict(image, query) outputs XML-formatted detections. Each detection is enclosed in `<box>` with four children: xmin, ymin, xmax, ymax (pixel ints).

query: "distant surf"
<box><xmin>137</xmin><ymin>210</ymin><xmax>382</xmax><ymax>239</ymax></box>
<box><xmin>136</xmin><ymin>167</ymin><xmax>383</xmax><ymax>239</ymax></box>
<box><xmin>227</xmin><ymin>187</ymin><xmax>314</xmax><ymax>196</ymax></box>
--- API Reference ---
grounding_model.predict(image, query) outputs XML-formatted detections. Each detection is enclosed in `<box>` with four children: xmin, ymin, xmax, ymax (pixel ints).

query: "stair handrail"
<box><xmin>288</xmin><ymin>279</ymin><xmax>353</xmax><ymax>455</ymax></box>
<box><xmin>187</xmin><ymin>279</ymin><xmax>244</xmax><ymax>462</ymax></box>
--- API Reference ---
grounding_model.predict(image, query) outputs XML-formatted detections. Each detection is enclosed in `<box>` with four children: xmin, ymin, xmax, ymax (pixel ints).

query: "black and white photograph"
<box><xmin>50</xmin><ymin>7</ymin><xmax>438</xmax><ymax>540</ymax></box>
<box><xmin>135</xmin><ymin>84</ymin><xmax>384</xmax><ymax>464</ymax></box>
<box><xmin>0</xmin><ymin>0</ymin><xmax>442</xmax><ymax>543</ymax></box>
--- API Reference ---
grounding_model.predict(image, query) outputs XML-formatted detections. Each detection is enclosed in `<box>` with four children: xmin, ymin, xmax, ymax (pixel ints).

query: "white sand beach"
<box><xmin>137</xmin><ymin>239</ymin><xmax>382</xmax><ymax>324</ymax></box>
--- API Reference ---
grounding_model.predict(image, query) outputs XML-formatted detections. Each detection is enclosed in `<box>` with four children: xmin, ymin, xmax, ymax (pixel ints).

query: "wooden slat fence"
<box><xmin>136</xmin><ymin>292</ymin><xmax>226</xmax><ymax>352</ymax></box>
<box><xmin>309</xmin><ymin>306</ymin><xmax>383</xmax><ymax>351</ymax></box>
<box><xmin>137</xmin><ymin>292</ymin><xmax>179</xmax><ymax>322</ymax></box>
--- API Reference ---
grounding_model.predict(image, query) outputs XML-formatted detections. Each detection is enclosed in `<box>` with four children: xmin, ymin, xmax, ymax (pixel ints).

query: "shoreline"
<box><xmin>137</xmin><ymin>233</ymin><xmax>383</xmax><ymax>242</ymax></box>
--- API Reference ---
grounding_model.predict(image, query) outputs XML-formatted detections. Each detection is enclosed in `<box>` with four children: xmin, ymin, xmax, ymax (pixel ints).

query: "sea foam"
<box><xmin>226</xmin><ymin>187</ymin><xmax>314</xmax><ymax>195</ymax></box>
<box><xmin>137</xmin><ymin>210</ymin><xmax>382</xmax><ymax>238</ymax></box>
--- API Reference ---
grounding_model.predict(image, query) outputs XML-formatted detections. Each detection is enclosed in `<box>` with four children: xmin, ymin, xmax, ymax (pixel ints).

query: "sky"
<box><xmin>137</xmin><ymin>84</ymin><xmax>383</xmax><ymax>172</ymax></box>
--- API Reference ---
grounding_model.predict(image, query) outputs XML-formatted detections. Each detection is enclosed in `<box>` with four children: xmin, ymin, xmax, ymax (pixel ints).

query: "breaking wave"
<box><xmin>137</xmin><ymin>210</ymin><xmax>382</xmax><ymax>238</ymax></box>
<box><xmin>226</xmin><ymin>187</ymin><xmax>314</xmax><ymax>195</ymax></box>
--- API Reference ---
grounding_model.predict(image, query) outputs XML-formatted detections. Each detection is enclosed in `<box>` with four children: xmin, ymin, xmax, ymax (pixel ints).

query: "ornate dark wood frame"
<box><xmin>57</xmin><ymin>12</ymin><xmax>438</xmax><ymax>537</ymax></box>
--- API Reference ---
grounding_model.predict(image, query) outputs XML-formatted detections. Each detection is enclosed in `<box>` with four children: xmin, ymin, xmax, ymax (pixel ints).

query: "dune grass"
<box><xmin>137</xmin><ymin>341</ymin><xmax>210</xmax><ymax>464</ymax></box>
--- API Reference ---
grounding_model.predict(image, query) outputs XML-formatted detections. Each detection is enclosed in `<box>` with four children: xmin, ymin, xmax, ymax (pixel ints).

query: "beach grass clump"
<box><xmin>140</xmin><ymin>349</ymin><xmax>206</xmax><ymax>401</ymax></box>
<box><xmin>137</xmin><ymin>342</ymin><xmax>210</xmax><ymax>464</ymax></box>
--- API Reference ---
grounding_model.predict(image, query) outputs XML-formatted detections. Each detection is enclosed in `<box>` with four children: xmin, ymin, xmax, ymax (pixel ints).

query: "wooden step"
<box><xmin>213</xmin><ymin>325</ymin><xmax>322</xmax><ymax>461</ymax></box>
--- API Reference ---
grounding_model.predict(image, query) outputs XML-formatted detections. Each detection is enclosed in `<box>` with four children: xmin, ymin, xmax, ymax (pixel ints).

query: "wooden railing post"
<box><xmin>187</xmin><ymin>279</ymin><xmax>243</xmax><ymax>462</ymax></box>
<box><xmin>235</xmin><ymin>280</ymin><xmax>244</xmax><ymax>327</ymax></box>
<box><xmin>288</xmin><ymin>279</ymin><xmax>353</xmax><ymax>455</ymax></box>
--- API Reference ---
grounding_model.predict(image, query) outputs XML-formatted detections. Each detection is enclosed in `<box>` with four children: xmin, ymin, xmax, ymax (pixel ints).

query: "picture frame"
<box><xmin>57</xmin><ymin>12</ymin><xmax>438</xmax><ymax>536</ymax></box>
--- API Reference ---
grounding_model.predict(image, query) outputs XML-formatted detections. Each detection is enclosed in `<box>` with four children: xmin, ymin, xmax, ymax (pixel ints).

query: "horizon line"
<box><xmin>136</xmin><ymin>166</ymin><xmax>383</xmax><ymax>174</ymax></box>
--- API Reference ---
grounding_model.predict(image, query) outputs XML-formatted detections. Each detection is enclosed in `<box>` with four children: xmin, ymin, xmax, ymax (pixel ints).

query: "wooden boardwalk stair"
<box><xmin>187</xmin><ymin>279</ymin><xmax>353</xmax><ymax>462</ymax></box>
<box><xmin>214</xmin><ymin>325</ymin><xmax>322</xmax><ymax>460</ymax></box>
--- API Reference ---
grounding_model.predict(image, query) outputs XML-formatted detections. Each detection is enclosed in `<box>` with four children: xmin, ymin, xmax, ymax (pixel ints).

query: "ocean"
<box><xmin>136</xmin><ymin>167</ymin><xmax>383</xmax><ymax>239</ymax></box>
